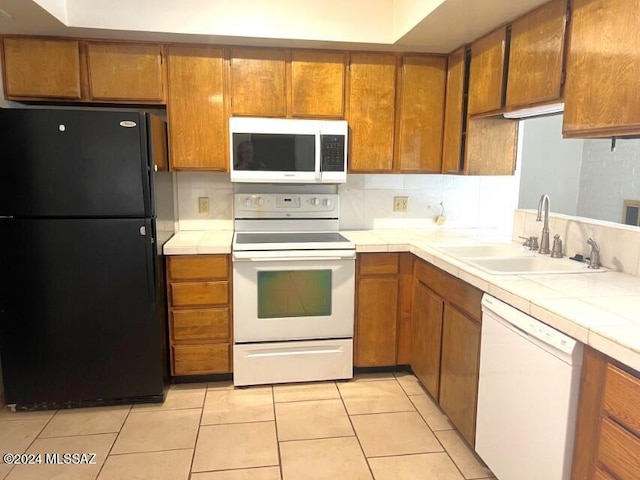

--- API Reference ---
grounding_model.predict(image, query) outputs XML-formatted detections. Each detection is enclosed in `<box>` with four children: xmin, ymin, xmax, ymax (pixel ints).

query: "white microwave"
<box><xmin>229</xmin><ymin>117</ymin><xmax>348</xmax><ymax>184</ymax></box>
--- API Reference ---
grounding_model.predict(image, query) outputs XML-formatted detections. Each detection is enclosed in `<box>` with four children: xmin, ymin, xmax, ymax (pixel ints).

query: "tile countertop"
<box><xmin>163</xmin><ymin>228</ymin><xmax>640</xmax><ymax>372</ymax></box>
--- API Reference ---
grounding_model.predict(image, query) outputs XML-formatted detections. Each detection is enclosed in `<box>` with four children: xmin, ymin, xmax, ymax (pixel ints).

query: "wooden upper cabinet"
<box><xmin>2</xmin><ymin>37</ymin><xmax>81</xmax><ymax>99</ymax></box>
<box><xmin>468</xmin><ymin>27</ymin><xmax>507</xmax><ymax>116</ymax></box>
<box><xmin>290</xmin><ymin>51</ymin><xmax>345</xmax><ymax>118</ymax></box>
<box><xmin>347</xmin><ymin>53</ymin><xmax>397</xmax><ymax>172</ymax></box>
<box><xmin>506</xmin><ymin>0</ymin><xmax>567</xmax><ymax>109</ymax></box>
<box><xmin>442</xmin><ymin>47</ymin><xmax>467</xmax><ymax>174</ymax></box>
<box><xmin>86</xmin><ymin>43</ymin><xmax>164</xmax><ymax>102</ymax></box>
<box><xmin>166</xmin><ymin>45</ymin><xmax>227</xmax><ymax>171</ymax></box>
<box><xmin>396</xmin><ymin>55</ymin><xmax>447</xmax><ymax>173</ymax></box>
<box><xmin>230</xmin><ymin>47</ymin><xmax>286</xmax><ymax>117</ymax></box>
<box><xmin>465</xmin><ymin>117</ymin><xmax>518</xmax><ymax>175</ymax></box>
<box><xmin>563</xmin><ymin>0</ymin><xmax>640</xmax><ymax>137</ymax></box>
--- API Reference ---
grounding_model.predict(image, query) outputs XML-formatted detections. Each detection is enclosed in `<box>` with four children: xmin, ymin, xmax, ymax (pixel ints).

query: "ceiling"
<box><xmin>0</xmin><ymin>0</ymin><xmax>549</xmax><ymax>53</ymax></box>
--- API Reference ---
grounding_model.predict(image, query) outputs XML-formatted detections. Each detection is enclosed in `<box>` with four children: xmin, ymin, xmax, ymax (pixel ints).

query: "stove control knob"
<box><xmin>322</xmin><ymin>199</ymin><xmax>332</xmax><ymax>207</ymax></box>
<box><xmin>243</xmin><ymin>198</ymin><xmax>252</xmax><ymax>207</ymax></box>
<box><xmin>310</xmin><ymin>198</ymin><xmax>321</xmax><ymax>206</ymax></box>
<box><xmin>255</xmin><ymin>197</ymin><xmax>265</xmax><ymax>207</ymax></box>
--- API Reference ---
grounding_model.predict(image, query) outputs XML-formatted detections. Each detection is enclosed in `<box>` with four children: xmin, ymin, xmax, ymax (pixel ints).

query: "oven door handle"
<box><xmin>233</xmin><ymin>250</ymin><xmax>356</xmax><ymax>261</ymax></box>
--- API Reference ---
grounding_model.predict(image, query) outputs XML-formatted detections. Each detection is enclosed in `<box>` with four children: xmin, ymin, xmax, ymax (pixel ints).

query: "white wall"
<box><xmin>577</xmin><ymin>138</ymin><xmax>640</xmax><ymax>224</ymax></box>
<box><xmin>65</xmin><ymin>0</ymin><xmax>397</xmax><ymax>43</ymax></box>
<box><xmin>518</xmin><ymin>114</ymin><xmax>584</xmax><ymax>215</ymax></box>
<box><xmin>176</xmin><ymin>172</ymin><xmax>521</xmax><ymax>234</ymax></box>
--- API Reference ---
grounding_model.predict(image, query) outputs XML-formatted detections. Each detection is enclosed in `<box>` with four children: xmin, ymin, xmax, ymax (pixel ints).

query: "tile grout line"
<box><xmin>189</xmin><ymin>388</ymin><xmax>208</xmax><ymax>478</ymax></box>
<box><xmin>0</xmin><ymin>407</ymin><xmax>58</xmax><ymax>478</ymax></box>
<box><xmin>94</xmin><ymin>403</ymin><xmax>133</xmax><ymax>479</ymax></box>
<box><xmin>269</xmin><ymin>386</ymin><xmax>285</xmax><ymax>480</ymax></box>
<box><xmin>336</xmin><ymin>378</ymin><xmax>376</xmax><ymax>480</ymax></box>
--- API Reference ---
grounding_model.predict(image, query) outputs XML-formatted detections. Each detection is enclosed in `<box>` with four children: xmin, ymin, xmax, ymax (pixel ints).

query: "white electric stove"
<box><xmin>231</xmin><ymin>193</ymin><xmax>355</xmax><ymax>386</ymax></box>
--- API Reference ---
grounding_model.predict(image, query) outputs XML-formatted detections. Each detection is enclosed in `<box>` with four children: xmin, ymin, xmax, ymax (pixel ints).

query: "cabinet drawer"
<box><xmin>171</xmin><ymin>281</ymin><xmax>229</xmax><ymax>307</ymax></box>
<box><xmin>173</xmin><ymin>344</ymin><xmax>230</xmax><ymax>375</ymax></box>
<box><xmin>414</xmin><ymin>259</ymin><xmax>482</xmax><ymax>321</ymax></box>
<box><xmin>171</xmin><ymin>308</ymin><xmax>229</xmax><ymax>342</ymax></box>
<box><xmin>168</xmin><ymin>255</ymin><xmax>228</xmax><ymax>280</ymax></box>
<box><xmin>603</xmin><ymin>364</ymin><xmax>640</xmax><ymax>436</ymax></box>
<box><xmin>358</xmin><ymin>253</ymin><xmax>399</xmax><ymax>276</ymax></box>
<box><xmin>597</xmin><ymin>417</ymin><xmax>640</xmax><ymax>480</ymax></box>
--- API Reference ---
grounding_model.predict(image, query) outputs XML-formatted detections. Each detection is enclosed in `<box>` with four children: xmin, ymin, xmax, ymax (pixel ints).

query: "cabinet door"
<box><xmin>166</xmin><ymin>46</ymin><xmax>227</xmax><ymax>171</ymax></box>
<box><xmin>356</xmin><ymin>277</ymin><xmax>398</xmax><ymax>367</ymax></box>
<box><xmin>563</xmin><ymin>0</ymin><xmax>640</xmax><ymax>137</ymax></box>
<box><xmin>86</xmin><ymin>43</ymin><xmax>164</xmax><ymax>102</ymax></box>
<box><xmin>442</xmin><ymin>47</ymin><xmax>466</xmax><ymax>174</ymax></box>
<box><xmin>291</xmin><ymin>50</ymin><xmax>345</xmax><ymax>118</ymax></box>
<box><xmin>396</xmin><ymin>56</ymin><xmax>447</xmax><ymax>173</ymax></box>
<box><xmin>347</xmin><ymin>53</ymin><xmax>397</xmax><ymax>172</ymax></box>
<box><xmin>468</xmin><ymin>27</ymin><xmax>507</xmax><ymax>115</ymax></box>
<box><xmin>506</xmin><ymin>0</ymin><xmax>567</xmax><ymax>109</ymax></box>
<box><xmin>411</xmin><ymin>280</ymin><xmax>444</xmax><ymax>398</ymax></box>
<box><xmin>439</xmin><ymin>305</ymin><xmax>480</xmax><ymax>446</ymax></box>
<box><xmin>465</xmin><ymin>117</ymin><xmax>518</xmax><ymax>175</ymax></box>
<box><xmin>2</xmin><ymin>38</ymin><xmax>81</xmax><ymax>99</ymax></box>
<box><xmin>230</xmin><ymin>47</ymin><xmax>286</xmax><ymax>117</ymax></box>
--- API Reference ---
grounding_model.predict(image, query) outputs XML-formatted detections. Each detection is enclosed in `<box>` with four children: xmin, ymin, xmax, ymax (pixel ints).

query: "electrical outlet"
<box><xmin>393</xmin><ymin>196</ymin><xmax>408</xmax><ymax>212</ymax></box>
<box><xmin>198</xmin><ymin>196</ymin><xmax>210</xmax><ymax>214</ymax></box>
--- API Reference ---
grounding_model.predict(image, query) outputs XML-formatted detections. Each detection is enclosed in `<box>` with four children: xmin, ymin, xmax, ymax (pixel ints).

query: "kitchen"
<box><xmin>1</xmin><ymin>0</ymin><xmax>639</xmax><ymax>479</ymax></box>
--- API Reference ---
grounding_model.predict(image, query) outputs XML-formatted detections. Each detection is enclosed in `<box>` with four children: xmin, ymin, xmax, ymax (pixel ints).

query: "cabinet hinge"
<box><xmin>561</xmin><ymin>69</ymin><xmax>566</xmax><ymax>86</ymax></box>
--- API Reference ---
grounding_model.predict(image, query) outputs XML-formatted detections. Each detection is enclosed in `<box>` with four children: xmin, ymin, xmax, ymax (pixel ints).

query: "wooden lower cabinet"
<box><xmin>572</xmin><ymin>346</ymin><xmax>640</xmax><ymax>479</ymax></box>
<box><xmin>411</xmin><ymin>279</ymin><xmax>443</xmax><ymax>398</ymax></box>
<box><xmin>410</xmin><ymin>257</ymin><xmax>482</xmax><ymax>446</ymax></box>
<box><xmin>439</xmin><ymin>305</ymin><xmax>481</xmax><ymax>446</ymax></box>
<box><xmin>355</xmin><ymin>253</ymin><xmax>399</xmax><ymax>367</ymax></box>
<box><xmin>354</xmin><ymin>252</ymin><xmax>413</xmax><ymax>367</ymax></box>
<box><xmin>166</xmin><ymin>255</ymin><xmax>232</xmax><ymax>376</ymax></box>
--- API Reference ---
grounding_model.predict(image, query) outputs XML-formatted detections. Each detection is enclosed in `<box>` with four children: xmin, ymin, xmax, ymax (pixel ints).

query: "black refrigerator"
<box><xmin>0</xmin><ymin>108</ymin><xmax>175</xmax><ymax>409</ymax></box>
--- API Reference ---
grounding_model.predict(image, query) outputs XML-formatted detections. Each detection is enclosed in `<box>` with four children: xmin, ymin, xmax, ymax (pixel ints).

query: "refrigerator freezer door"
<box><xmin>0</xmin><ymin>218</ymin><xmax>164</xmax><ymax>405</ymax></box>
<box><xmin>0</xmin><ymin>109</ymin><xmax>151</xmax><ymax>218</ymax></box>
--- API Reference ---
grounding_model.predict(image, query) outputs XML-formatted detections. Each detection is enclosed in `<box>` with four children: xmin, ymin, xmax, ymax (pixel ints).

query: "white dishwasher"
<box><xmin>475</xmin><ymin>295</ymin><xmax>583</xmax><ymax>480</ymax></box>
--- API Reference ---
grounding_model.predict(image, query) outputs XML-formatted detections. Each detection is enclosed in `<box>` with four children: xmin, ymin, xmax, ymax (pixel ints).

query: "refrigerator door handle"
<box><xmin>144</xmin><ymin>220</ymin><xmax>157</xmax><ymax>301</ymax></box>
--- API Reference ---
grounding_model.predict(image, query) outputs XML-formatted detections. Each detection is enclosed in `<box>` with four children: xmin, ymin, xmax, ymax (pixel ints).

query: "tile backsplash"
<box><xmin>176</xmin><ymin>172</ymin><xmax>521</xmax><ymax>233</ymax></box>
<box><xmin>513</xmin><ymin>209</ymin><xmax>640</xmax><ymax>275</ymax></box>
<box><xmin>338</xmin><ymin>174</ymin><xmax>519</xmax><ymax>232</ymax></box>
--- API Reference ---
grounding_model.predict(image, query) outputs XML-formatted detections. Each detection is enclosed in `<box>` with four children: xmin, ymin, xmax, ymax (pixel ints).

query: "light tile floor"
<box><xmin>0</xmin><ymin>372</ymin><xmax>495</xmax><ymax>480</ymax></box>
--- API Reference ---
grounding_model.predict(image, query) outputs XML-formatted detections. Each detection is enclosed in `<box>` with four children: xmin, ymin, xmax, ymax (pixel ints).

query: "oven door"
<box><xmin>232</xmin><ymin>250</ymin><xmax>355</xmax><ymax>343</ymax></box>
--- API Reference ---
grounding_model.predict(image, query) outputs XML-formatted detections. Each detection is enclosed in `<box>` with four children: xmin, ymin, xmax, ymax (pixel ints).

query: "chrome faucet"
<box><xmin>587</xmin><ymin>238</ymin><xmax>601</xmax><ymax>269</ymax></box>
<box><xmin>536</xmin><ymin>194</ymin><xmax>550</xmax><ymax>254</ymax></box>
